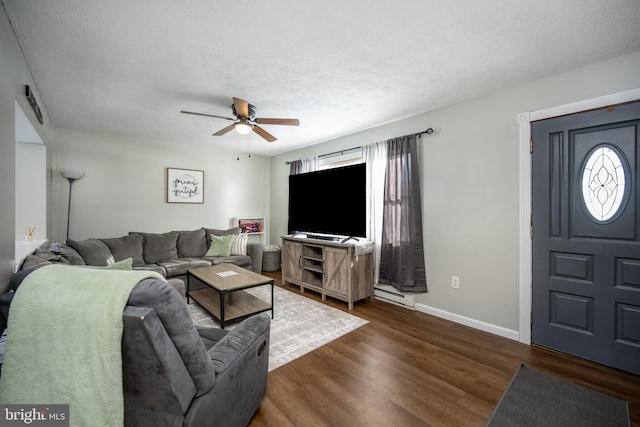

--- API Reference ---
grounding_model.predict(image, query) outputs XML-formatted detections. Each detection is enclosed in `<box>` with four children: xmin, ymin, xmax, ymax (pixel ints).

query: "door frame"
<box><xmin>517</xmin><ymin>88</ymin><xmax>640</xmax><ymax>345</ymax></box>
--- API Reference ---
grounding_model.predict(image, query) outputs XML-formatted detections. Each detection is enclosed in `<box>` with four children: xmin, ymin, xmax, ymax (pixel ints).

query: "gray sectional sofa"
<box><xmin>17</xmin><ymin>227</ymin><xmax>264</xmax><ymax>297</ymax></box>
<box><xmin>3</xmin><ymin>256</ymin><xmax>270</xmax><ymax>426</ymax></box>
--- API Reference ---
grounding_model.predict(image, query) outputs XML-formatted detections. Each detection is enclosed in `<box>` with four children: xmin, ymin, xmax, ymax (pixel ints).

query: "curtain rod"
<box><xmin>318</xmin><ymin>146</ymin><xmax>362</xmax><ymax>159</ymax></box>
<box><xmin>416</xmin><ymin>128</ymin><xmax>434</xmax><ymax>136</ymax></box>
<box><xmin>285</xmin><ymin>128</ymin><xmax>434</xmax><ymax>165</ymax></box>
<box><xmin>285</xmin><ymin>146</ymin><xmax>361</xmax><ymax>165</ymax></box>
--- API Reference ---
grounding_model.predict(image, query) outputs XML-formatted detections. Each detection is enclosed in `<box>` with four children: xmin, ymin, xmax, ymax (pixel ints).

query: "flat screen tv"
<box><xmin>288</xmin><ymin>163</ymin><xmax>366</xmax><ymax>239</ymax></box>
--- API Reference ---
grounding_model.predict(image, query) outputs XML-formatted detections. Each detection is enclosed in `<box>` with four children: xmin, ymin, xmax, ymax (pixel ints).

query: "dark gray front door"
<box><xmin>532</xmin><ymin>101</ymin><xmax>640</xmax><ymax>375</ymax></box>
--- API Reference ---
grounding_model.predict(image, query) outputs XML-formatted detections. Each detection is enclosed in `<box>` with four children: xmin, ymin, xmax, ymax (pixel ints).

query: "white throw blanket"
<box><xmin>0</xmin><ymin>265</ymin><xmax>165</xmax><ymax>427</ymax></box>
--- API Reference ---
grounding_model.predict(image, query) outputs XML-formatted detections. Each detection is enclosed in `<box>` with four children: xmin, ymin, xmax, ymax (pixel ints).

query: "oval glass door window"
<box><xmin>581</xmin><ymin>144</ymin><xmax>627</xmax><ymax>222</ymax></box>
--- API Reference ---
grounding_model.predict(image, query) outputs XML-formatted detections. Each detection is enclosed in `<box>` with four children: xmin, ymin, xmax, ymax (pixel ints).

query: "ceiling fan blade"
<box><xmin>181</xmin><ymin>110</ymin><xmax>234</xmax><ymax>121</ymax></box>
<box><xmin>212</xmin><ymin>124</ymin><xmax>236</xmax><ymax>136</ymax></box>
<box><xmin>255</xmin><ymin>117</ymin><xmax>300</xmax><ymax>126</ymax></box>
<box><xmin>253</xmin><ymin>125</ymin><xmax>277</xmax><ymax>142</ymax></box>
<box><xmin>233</xmin><ymin>97</ymin><xmax>249</xmax><ymax>118</ymax></box>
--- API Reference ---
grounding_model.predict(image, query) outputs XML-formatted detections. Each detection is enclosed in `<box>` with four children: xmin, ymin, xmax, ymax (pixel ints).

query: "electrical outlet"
<box><xmin>451</xmin><ymin>276</ymin><xmax>460</xmax><ymax>289</ymax></box>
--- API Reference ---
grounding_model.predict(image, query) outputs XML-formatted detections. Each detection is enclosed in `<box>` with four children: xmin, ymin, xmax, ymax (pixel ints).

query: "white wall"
<box><xmin>52</xmin><ymin>127</ymin><xmax>270</xmax><ymax>241</ymax></box>
<box><xmin>15</xmin><ymin>142</ymin><xmax>47</xmax><ymax>241</ymax></box>
<box><xmin>0</xmin><ymin>8</ymin><xmax>54</xmax><ymax>294</ymax></box>
<box><xmin>270</xmin><ymin>50</ymin><xmax>640</xmax><ymax>333</ymax></box>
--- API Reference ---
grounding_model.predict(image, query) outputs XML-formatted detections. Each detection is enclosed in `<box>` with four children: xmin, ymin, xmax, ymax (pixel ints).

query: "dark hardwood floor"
<box><xmin>250</xmin><ymin>271</ymin><xmax>640</xmax><ymax>427</ymax></box>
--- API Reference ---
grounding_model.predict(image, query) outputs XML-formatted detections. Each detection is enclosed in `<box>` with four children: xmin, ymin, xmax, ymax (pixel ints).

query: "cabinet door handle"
<box><xmin>298</xmin><ymin>255</ymin><xmax>302</xmax><ymax>269</ymax></box>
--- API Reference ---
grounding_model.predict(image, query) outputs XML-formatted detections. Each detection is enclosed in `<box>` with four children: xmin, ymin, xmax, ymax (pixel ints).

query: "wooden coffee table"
<box><xmin>186</xmin><ymin>263</ymin><xmax>274</xmax><ymax>329</ymax></box>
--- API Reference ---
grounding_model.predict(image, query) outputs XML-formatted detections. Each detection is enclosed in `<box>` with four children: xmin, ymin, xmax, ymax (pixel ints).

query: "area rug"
<box><xmin>187</xmin><ymin>285</ymin><xmax>368</xmax><ymax>371</ymax></box>
<box><xmin>486</xmin><ymin>364</ymin><xmax>630</xmax><ymax>427</ymax></box>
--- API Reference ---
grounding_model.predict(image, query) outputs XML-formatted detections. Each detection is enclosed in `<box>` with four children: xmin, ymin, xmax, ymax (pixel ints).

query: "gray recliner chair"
<box><xmin>122</xmin><ymin>278</ymin><xmax>270</xmax><ymax>427</ymax></box>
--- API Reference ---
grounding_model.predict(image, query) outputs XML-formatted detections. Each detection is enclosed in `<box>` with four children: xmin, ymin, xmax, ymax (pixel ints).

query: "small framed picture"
<box><xmin>167</xmin><ymin>168</ymin><xmax>204</xmax><ymax>204</ymax></box>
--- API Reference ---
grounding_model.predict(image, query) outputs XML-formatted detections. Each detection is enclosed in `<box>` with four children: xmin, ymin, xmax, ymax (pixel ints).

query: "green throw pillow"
<box><xmin>205</xmin><ymin>234</ymin><xmax>234</xmax><ymax>257</ymax></box>
<box><xmin>79</xmin><ymin>257</ymin><xmax>134</xmax><ymax>270</ymax></box>
<box><xmin>106</xmin><ymin>257</ymin><xmax>134</xmax><ymax>270</ymax></box>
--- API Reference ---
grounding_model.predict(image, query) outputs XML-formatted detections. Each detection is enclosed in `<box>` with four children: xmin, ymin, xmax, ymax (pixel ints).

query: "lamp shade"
<box><xmin>60</xmin><ymin>169</ymin><xmax>85</xmax><ymax>180</ymax></box>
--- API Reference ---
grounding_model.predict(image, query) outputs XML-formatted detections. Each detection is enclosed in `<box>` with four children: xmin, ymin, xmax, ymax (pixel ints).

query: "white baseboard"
<box><xmin>415</xmin><ymin>303</ymin><xmax>520</xmax><ymax>342</ymax></box>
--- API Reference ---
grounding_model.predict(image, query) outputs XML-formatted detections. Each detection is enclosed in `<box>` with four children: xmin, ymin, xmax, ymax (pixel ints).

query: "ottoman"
<box><xmin>262</xmin><ymin>245</ymin><xmax>281</xmax><ymax>272</ymax></box>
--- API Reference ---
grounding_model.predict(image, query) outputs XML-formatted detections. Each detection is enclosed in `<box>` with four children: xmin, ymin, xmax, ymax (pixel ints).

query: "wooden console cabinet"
<box><xmin>281</xmin><ymin>236</ymin><xmax>374</xmax><ymax>309</ymax></box>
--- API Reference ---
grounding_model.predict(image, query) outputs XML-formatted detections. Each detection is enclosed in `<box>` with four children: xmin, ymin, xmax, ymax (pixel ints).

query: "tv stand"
<box><xmin>281</xmin><ymin>236</ymin><xmax>374</xmax><ymax>310</ymax></box>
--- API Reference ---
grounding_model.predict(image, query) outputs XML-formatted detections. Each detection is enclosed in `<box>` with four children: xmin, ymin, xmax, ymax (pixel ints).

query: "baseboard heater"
<box><xmin>374</xmin><ymin>285</ymin><xmax>416</xmax><ymax>310</ymax></box>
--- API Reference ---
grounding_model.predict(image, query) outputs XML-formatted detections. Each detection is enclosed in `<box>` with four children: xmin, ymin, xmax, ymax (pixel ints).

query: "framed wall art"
<box><xmin>166</xmin><ymin>167</ymin><xmax>204</xmax><ymax>204</ymax></box>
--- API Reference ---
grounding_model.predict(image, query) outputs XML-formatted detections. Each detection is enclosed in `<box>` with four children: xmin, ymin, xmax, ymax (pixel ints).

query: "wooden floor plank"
<box><xmin>250</xmin><ymin>272</ymin><xmax>640</xmax><ymax>427</ymax></box>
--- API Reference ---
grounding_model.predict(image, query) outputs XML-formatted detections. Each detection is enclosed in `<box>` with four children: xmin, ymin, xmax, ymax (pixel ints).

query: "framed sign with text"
<box><xmin>166</xmin><ymin>168</ymin><xmax>204</xmax><ymax>204</ymax></box>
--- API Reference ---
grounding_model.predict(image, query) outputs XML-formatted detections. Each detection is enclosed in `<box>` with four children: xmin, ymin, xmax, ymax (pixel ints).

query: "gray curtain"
<box><xmin>378</xmin><ymin>134</ymin><xmax>427</xmax><ymax>292</ymax></box>
<box><xmin>289</xmin><ymin>160</ymin><xmax>304</xmax><ymax>175</ymax></box>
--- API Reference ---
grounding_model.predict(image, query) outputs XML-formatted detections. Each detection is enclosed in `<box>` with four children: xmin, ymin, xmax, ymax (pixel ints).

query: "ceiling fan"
<box><xmin>181</xmin><ymin>97</ymin><xmax>299</xmax><ymax>142</ymax></box>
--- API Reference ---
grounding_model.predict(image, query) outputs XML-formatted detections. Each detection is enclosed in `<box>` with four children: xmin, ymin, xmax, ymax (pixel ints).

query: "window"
<box><xmin>318</xmin><ymin>147</ymin><xmax>363</xmax><ymax>170</ymax></box>
<box><xmin>581</xmin><ymin>144</ymin><xmax>628</xmax><ymax>222</ymax></box>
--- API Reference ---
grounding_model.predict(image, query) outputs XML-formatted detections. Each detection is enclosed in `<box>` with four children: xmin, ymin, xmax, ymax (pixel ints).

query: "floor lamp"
<box><xmin>60</xmin><ymin>169</ymin><xmax>85</xmax><ymax>241</ymax></box>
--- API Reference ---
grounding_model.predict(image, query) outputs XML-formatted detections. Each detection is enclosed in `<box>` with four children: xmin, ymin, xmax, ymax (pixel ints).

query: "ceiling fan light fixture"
<box><xmin>234</xmin><ymin>121</ymin><xmax>253</xmax><ymax>135</ymax></box>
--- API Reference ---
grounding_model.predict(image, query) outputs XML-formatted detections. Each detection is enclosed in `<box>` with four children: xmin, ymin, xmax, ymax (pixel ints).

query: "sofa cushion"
<box><xmin>126</xmin><ymin>279</ymin><xmax>215</xmax><ymax>396</ymax></box>
<box><xmin>101</xmin><ymin>234</ymin><xmax>144</xmax><ymax>266</ymax></box>
<box><xmin>32</xmin><ymin>247</ymin><xmax>71</xmax><ymax>265</ymax></box>
<box><xmin>167</xmin><ymin>278</ymin><xmax>186</xmax><ymax>298</ymax></box>
<box><xmin>133</xmin><ymin>232</ymin><xmax>179</xmax><ymax>264</ymax></box>
<box><xmin>195</xmin><ymin>327</ymin><xmax>228</xmax><ymax>351</ymax></box>
<box><xmin>203</xmin><ymin>227</ymin><xmax>240</xmax><ymax>247</ymax></box>
<box><xmin>159</xmin><ymin>258</ymin><xmax>211</xmax><ymax>277</ymax></box>
<box><xmin>20</xmin><ymin>254</ymin><xmax>55</xmax><ymax>271</ymax></box>
<box><xmin>18</xmin><ymin>244</ymin><xmax>85</xmax><ymax>271</ymax></box>
<box><xmin>203</xmin><ymin>255</ymin><xmax>252</xmax><ymax>268</ymax></box>
<box><xmin>52</xmin><ymin>243</ymin><xmax>86</xmax><ymax>265</ymax></box>
<box><xmin>79</xmin><ymin>257</ymin><xmax>134</xmax><ymax>270</ymax></box>
<box><xmin>133</xmin><ymin>264</ymin><xmax>167</xmax><ymax>277</ymax></box>
<box><xmin>205</xmin><ymin>234</ymin><xmax>235</xmax><ymax>257</ymax></box>
<box><xmin>176</xmin><ymin>229</ymin><xmax>207</xmax><ymax>258</ymax></box>
<box><xmin>67</xmin><ymin>238</ymin><xmax>115</xmax><ymax>266</ymax></box>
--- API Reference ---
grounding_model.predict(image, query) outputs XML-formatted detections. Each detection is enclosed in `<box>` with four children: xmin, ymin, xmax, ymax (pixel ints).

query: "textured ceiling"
<box><xmin>4</xmin><ymin>0</ymin><xmax>640</xmax><ymax>156</ymax></box>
